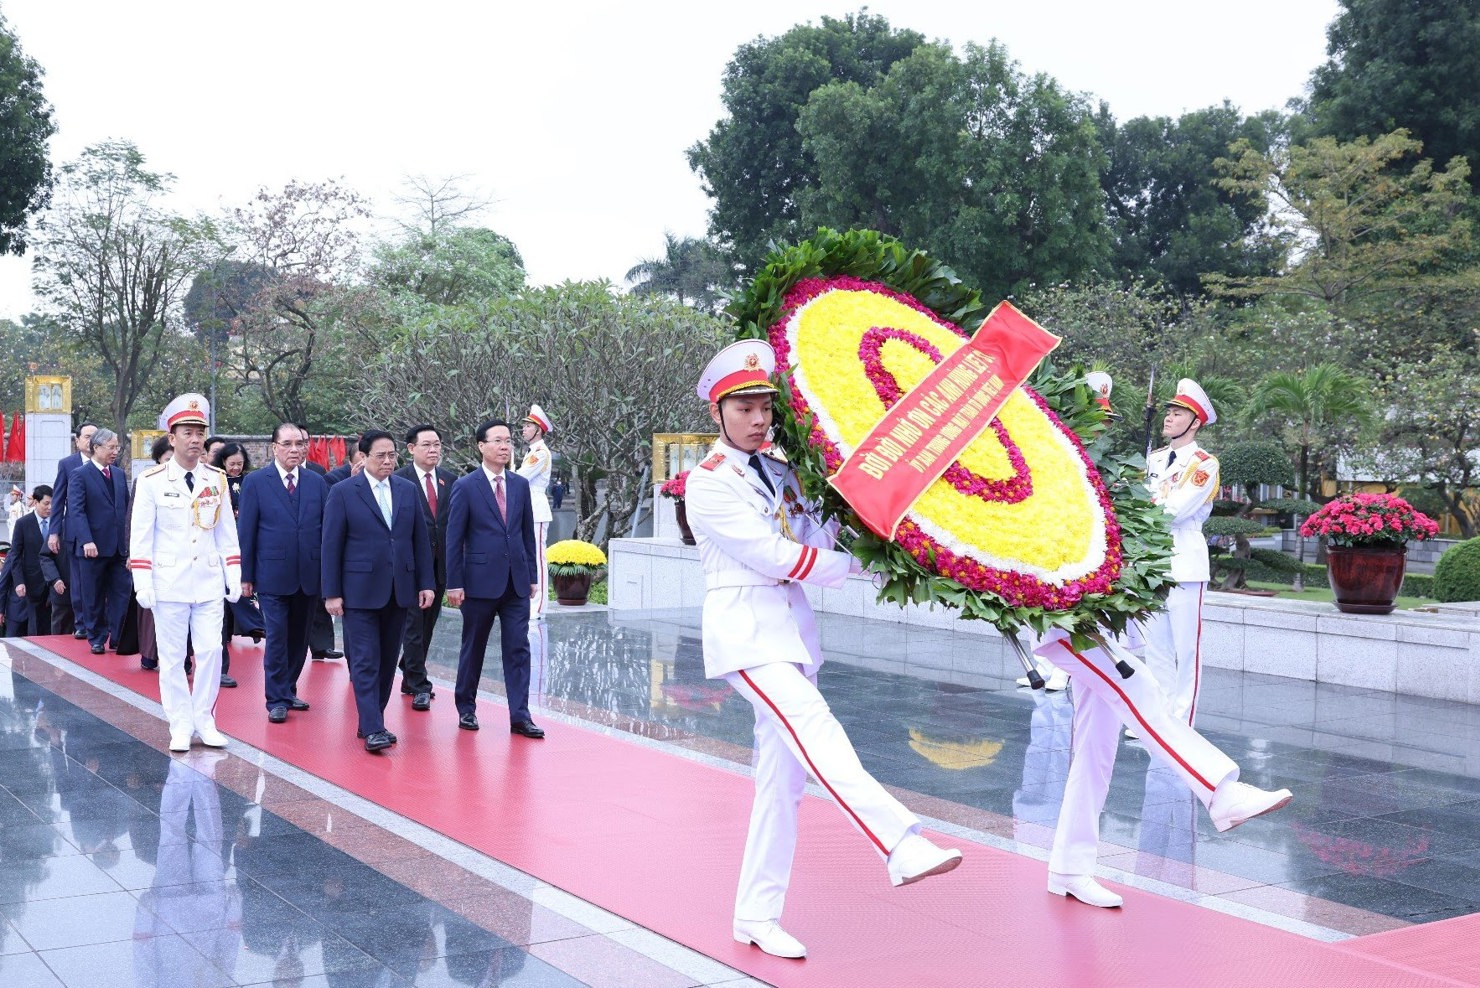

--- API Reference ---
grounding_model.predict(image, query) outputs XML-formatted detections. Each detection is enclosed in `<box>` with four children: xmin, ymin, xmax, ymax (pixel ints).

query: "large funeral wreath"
<box><xmin>727</xmin><ymin>228</ymin><xmax>1174</xmax><ymax>641</ymax></box>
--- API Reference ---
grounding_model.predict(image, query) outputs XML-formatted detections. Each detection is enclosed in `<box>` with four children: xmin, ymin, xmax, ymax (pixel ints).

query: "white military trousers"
<box><xmin>154</xmin><ymin>598</ymin><xmax>225</xmax><ymax>739</ymax></box>
<box><xmin>1037</xmin><ymin>632</ymin><xmax>1237</xmax><ymax>877</ymax></box>
<box><xmin>1142</xmin><ymin>582</ymin><xmax>1206</xmax><ymax>724</ymax></box>
<box><xmin>724</xmin><ymin>662</ymin><xmax>919</xmax><ymax>923</ymax></box>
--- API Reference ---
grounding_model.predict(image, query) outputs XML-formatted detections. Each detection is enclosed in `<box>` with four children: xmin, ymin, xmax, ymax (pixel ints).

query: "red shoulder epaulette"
<box><xmin>699</xmin><ymin>452</ymin><xmax>725</xmax><ymax>471</ymax></box>
<box><xmin>1192</xmin><ymin>450</ymin><xmax>1211</xmax><ymax>462</ymax></box>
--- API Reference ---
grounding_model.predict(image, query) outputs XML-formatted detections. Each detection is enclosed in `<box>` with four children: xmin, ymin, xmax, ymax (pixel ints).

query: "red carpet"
<box><xmin>37</xmin><ymin>634</ymin><xmax>1471</xmax><ymax>987</ymax></box>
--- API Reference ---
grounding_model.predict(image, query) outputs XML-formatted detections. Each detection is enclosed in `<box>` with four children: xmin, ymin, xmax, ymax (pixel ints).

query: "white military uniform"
<box><xmin>1142</xmin><ymin>438</ymin><xmax>1219</xmax><ymax>724</ymax></box>
<box><xmin>517</xmin><ymin>404</ymin><xmax>554</xmax><ymax>621</ymax></box>
<box><xmin>1037</xmin><ymin>630</ymin><xmax>1239</xmax><ymax>881</ymax></box>
<box><xmin>688</xmin><ymin>437</ymin><xmax>921</xmax><ymax>924</ymax></box>
<box><xmin>130</xmin><ymin>456</ymin><xmax>242</xmax><ymax>747</ymax></box>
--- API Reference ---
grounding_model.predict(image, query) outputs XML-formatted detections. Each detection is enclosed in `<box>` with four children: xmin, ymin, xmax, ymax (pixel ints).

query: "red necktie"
<box><xmin>494</xmin><ymin>475</ymin><xmax>507</xmax><ymax>521</ymax></box>
<box><xmin>285</xmin><ymin>473</ymin><xmax>296</xmax><ymax>496</ymax></box>
<box><xmin>425</xmin><ymin>472</ymin><xmax>438</xmax><ymax>517</ymax></box>
<box><xmin>103</xmin><ymin>466</ymin><xmax>111</xmax><ymax>481</ymax></box>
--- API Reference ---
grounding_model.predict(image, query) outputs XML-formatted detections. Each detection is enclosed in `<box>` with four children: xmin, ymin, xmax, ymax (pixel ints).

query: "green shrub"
<box><xmin>1434</xmin><ymin>538</ymin><xmax>1480</xmax><ymax>603</ymax></box>
<box><xmin>1250</xmin><ymin>548</ymin><xmax>1303</xmax><ymax>573</ymax></box>
<box><xmin>1401</xmin><ymin>573</ymin><xmax>1435</xmax><ymax>599</ymax></box>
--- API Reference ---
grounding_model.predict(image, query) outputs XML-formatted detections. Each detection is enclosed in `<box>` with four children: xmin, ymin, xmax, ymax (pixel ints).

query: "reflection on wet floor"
<box><xmin>6</xmin><ymin>602</ymin><xmax>1480</xmax><ymax>985</ymax></box>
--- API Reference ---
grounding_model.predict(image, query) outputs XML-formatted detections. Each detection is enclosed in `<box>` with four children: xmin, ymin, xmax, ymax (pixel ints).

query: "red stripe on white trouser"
<box><xmin>725</xmin><ymin>665</ymin><xmax>918</xmax><ymax>920</ymax></box>
<box><xmin>1044</xmin><ymin>633</ymin><xmax>1238</xmax><ymax>875</ymax></box>
<box><xmin>1047</xmin><ymin>637</ymin><xmax>1236</xmax><ymax>795</ymax></box>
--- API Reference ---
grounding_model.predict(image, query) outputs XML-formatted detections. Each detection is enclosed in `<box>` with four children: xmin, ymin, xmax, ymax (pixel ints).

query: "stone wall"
<box><xmin>609</xmin><ymin>536</ymin><xmax>1480</xmax><ymax>704</ymax></box>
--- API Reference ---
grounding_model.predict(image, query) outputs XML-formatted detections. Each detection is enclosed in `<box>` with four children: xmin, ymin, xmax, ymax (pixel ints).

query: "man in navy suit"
<box><xmin>446</xmin><ymin>419</ymin><xmax>543</xmax><ymax>738</ymax></box>
<box><xmin>68</xmin><ymin>428</ymin><xmax>132</xmax><ymax>653</ymax></box>
<box><xmin>240</xmin><ymin>424</ymin><xmax>327</xmax><ymax>724</ymax></box>
<box><xmin>48</xmin><ymin>421</ymin><xmax>98</xmax><ymax>637</ymax></box>
<box><xmin>321</xmin><ymin>430</ymin><xmax>434</xmax><ymax>753</ymax></box>
<box><xmin>3</xmin><ymin>486</ymin><xmax>61</xmax><ymax>635</ymax></box>
<box><xmin>395</xmin><ymin>424</ymin><xmax>455</xmax><ymax>711</ymax></box>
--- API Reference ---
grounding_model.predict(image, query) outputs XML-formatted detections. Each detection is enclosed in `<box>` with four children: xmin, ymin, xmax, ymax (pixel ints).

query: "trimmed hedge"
<box><xmin>1434</xmin><ymin>538</ymin><xmax>1480</xmax><ymax>603</ymax></box>
<box><xmin>1231</xmin><ymin>553</ymin><xmax>1436</xmax><ymax>599</ymax></box>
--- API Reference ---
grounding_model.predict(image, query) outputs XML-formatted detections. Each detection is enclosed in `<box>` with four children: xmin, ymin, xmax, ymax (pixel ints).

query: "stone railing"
<box><xmin>608</xmin><ymin>536</ymin><xmax>1480</xmax><ymax>704</ymax></box>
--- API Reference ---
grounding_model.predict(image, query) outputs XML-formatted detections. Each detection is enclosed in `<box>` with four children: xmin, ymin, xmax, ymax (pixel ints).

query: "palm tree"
<box><xmin>1241</xmin><ymin>363</ymin><xmax>1376</xmax><ymax>581</ymax></box>
<box><xmin>625</xmin><ymin>233</ymin><xmax>734</xmax><ymax>313</ymax></box>
<box><xmin>1240</xmin><ymin>364</ymin><xmax>1375</xmax><ymax>500</ymax></box>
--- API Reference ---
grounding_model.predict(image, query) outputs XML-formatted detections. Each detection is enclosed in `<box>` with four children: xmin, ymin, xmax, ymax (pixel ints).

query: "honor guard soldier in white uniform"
<box><xmin>686</xmin><ymin>340</ymin><xmax>962</xmax><ymax>961</ymax></box>
<box><xmin>517</xmin><ymin>404</ymin><xmax>554</xmax><ymax>621</ymax></box>
<box><xmin>1143</xmin><ymin>378</ymin><xmax>1219</xmax><ymax>725</ymax></box>
<box><xmin>130</xmin><ymin>394</ymin><xmax>243</xmax><ymax>752</ymax></box>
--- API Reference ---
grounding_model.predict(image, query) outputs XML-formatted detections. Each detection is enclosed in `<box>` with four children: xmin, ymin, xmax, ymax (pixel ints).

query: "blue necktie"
<box><xmin>375</xmin><ymin>482</ymin><xmax>393</xmax><ymax>527</ymax></box>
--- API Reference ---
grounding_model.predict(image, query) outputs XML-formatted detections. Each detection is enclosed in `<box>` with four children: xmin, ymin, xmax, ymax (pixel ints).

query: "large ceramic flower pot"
<box><xmin>674</xmin><ymin>500</ymin><xmax>697</xmax><ymax>546</ymax></box>
<box><xmin>1326</xmin><ymin>543</ymin><xmax>1407</xmax><ymax>615</ymax></box>
<box><xmin>551</xmin><ymin>572</ymin><xmax>593</xmax><ymax>605</ymax></box>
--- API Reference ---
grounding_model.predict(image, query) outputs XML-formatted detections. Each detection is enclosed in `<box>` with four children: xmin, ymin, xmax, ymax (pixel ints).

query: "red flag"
<box><xmin>829</xmin><ymin>302</ymin><xmax>1060</xmax><ymax>539</ymax></box>
<box><xmin>0</xmin><ymin>412</ymin><xmax>7</xmax><ymax>462</ymax></box>
<box><xmin>331</xmin><ymin>435</ymin><xmax>346</xmax><ymax>466</ymax></box>
<box><xmin>4</xmin><ymin>413</ymin><xmax>21</xmax><ymax>464</ymax></box>
<box><xmin>312</xmin><ymin>436</ymin><xmax>329</xmax><ymax>468</ymax></box>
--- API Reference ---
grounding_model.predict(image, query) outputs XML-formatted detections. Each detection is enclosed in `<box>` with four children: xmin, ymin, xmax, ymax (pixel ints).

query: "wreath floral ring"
<box><xmin>727</xmin><ymin>228</ymin><xmax>1174</xmax><ymax>639</ymax></box>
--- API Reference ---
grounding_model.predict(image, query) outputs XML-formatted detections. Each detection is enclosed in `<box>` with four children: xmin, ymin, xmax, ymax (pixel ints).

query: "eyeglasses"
<box><xmin>275</xmin><ymin>440</ymin><xmax>308</xmax><ymax>448</ymax></box>
<box><xmin>413</xmin><ymin>441</ymin><xmax>443</xmax><ymax>450</ymax></box>
<box><xmin>479</xmin><ymin>438</ymin><xmax>513</xmax><ymax>447</ymax></box>
<box><xmin>367</xmin><ymin>451</ymin><xmax>399</xmax><ymax>462</ymax></box>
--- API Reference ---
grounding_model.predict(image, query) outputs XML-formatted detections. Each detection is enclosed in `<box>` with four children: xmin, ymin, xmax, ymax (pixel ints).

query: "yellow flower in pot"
<box><xmin>546</xmin><ymin>539</ymin><xmax>607</xmax><ymax>605</ymax></box>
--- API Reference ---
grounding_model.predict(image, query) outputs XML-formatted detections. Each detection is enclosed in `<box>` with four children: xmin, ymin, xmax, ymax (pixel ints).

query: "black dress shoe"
<box><xmin>250</xmin><ymin>631</ymin><xmax>264</xmax><ymax>643</ymax></box>
<box><xmin>458</xmin><ymin>713</ymin><xmax>480</xmax><ymax>731</ymax></box>
<box><xmin>220</xmin><ymin>675</ymin><xmax>238</xmax><ymax>688</ymax></box>
<box><xmin>89</xmin><ymin>643</ymin><xmax>105</xmax><ymax>654</ymax></box>
<box><xmin>73</xmin><ymin>629</ymin><xmax>88</xmax><ymax>640</ymax></box>
<box><xmin>411</xmin><ymin>692</ymin><xmax>432</xmax><ymax>711</ymax></box>
<box><xmin>288</xmin><ymin>697</ymin><xmax>310</xmax><ymax>711</ymax></box>
<box><xmin>141</xmin><ymin>658</ymin><xmax>158</xmax><ymax>671</ymax></box>
<box><xmin>510</xmin><ymin>721</ymin><xmax>545</xmax><ymax>739</ymax></box>
<box><xmin>268</xmin><ymin>706</ymin><xmax>288</xmax><ymax>724</ymax></box>
<box><xmin>356</xmin><ymin>729</ymin><xmax>398</xmax><ymax>742</ymax></box>
<box><xmin>321</xmin><ymin>649</ymin><xmax>344</xmax><ymax>659</ymax></box>
<box><xmin>364</xmin><ymin>731</ymin><xmax>394</xmax><ymax>753</ymax></box>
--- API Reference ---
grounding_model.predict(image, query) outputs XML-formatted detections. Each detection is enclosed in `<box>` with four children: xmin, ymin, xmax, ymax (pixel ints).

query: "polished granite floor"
<box><xmin>4</xmin><ymin>602</ymin><xmax>1480</xmax><ymax>986</ymax></box>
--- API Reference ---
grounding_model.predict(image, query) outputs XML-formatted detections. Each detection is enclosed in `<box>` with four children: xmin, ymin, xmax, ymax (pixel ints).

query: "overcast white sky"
<box><xmin>0</xmin><ymin>0</ymin><xmax>1341</xmax><ymax>319</ymax></box>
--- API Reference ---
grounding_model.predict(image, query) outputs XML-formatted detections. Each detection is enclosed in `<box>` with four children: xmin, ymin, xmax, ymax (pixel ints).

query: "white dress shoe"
<box><xmin>1044</xmin><ymin>668</ymin><xmax>1070</xmax><ymax>692</ymax></box>
<box><xmin>1209</xmin><ymin>780</ymin><xmax>1292</xmax><ymax>833</ymax></box>
<box><xmin>168</xmin><ymin>732</ymin><xmax>191</xmax><ymax>753</ymax></box>
<box><xmin>1048</xmin><ymin>872</ymin><xmax>1123</xmax><ymax>908</ymax></box>
<box><xmin>887</xmin><ymin>832</ymin><xmax>963</xmax><ymax>887</ymax></box>
<box><xmin>1015</xmin><ymin>674</ymin><xmax>1033</xmax><ymax>687</ymax></box>
<box><xmin>733</xmin><ymin>919</ymin><xmax>806</xmax><ymax>959</ymax></box>
<box><xmin>196</xmin><ymin>726</ymin><xmax>229</xmax><ymax>749</ymax></box>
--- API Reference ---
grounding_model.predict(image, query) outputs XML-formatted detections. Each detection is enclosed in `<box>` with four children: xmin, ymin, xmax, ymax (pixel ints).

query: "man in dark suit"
<box><xmin>446</xmin><ymin>419</ymin><xmax>543</xmax><ymax>738</ymax></box>
<box><xmin>239</xmin><ymin>424</ymin><xmax>327</xmax><ymax>724</ymax></box>
<box><xmin>309</xmin><ymin>436</ymin><xmax>362</xmax><ymax>661</ymax></box>
<box><xmin>4</xmin><ymin>486</ymin><xmax>60</xmax><ymax>635</ymax></box>
<box><xmin>48</xmin><ymin>421</ymin><xmax>98</xmax><ymax>637</ymax></box>
<box><xmin>68</xmin><ymin>428</ymin><xmax>132</xmax><ymax>653</ymax></box>
<box><xmin>395</xmin><ymin>424</ymin><xmax>455</xmax><ymax>711</ymax></box>
<box><xmin>321</xmin><ymin>430</ymin><xmax>434</xmax><ymax>752</ymax></box>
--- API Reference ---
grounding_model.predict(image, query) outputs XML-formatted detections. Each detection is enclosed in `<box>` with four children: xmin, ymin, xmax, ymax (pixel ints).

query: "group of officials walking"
<box><xmin>18</xmin><ymin>393</ymin><xmax>556</xmax><ymax>755</ymax></box>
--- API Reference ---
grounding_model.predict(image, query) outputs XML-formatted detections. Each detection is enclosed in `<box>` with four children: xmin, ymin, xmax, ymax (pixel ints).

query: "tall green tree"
<box><xmin>1098</xmin><ymin>103</ymin><xmax>1285</xmax><ymax>298</ymax></box>
<box><xmin>795</xmin><ymin>40</ymin><xmax>1110</xmax><ymax>301</ymax></box>
<box><xmin>368</xmin><ymin>227</ymin><xmax>525</xmax><ymax>308</ymax></box>
<box><xmin>0</xmin><ymin>14</ymin><xmax>55</xmax><ymax>255</ymax></box>
<box><xmin>1306</xmin><ymin>0</ymin><xmax>1480</xmax><ymax>192</ymax></box>
<box><xmin>31</xmin><ymin>141</ymin><xmax>216</xmax><ymax>434</ymax></box>
<box><xmin>624</xmin><ymin>232</ymin><xmax>732</xmax><ymax>312</ymax></box>
<box><xmin>687</xmin><ymin>12</ymin><xmax>924</xmax><ymax>270</ymax></box>
<box><xmin>1210</xmin><ymin>129</ymin><xmax>1475</xmax><ymax>313</ymax></box>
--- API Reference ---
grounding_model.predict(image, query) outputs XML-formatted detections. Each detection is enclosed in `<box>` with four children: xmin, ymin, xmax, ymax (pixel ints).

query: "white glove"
<box><xmin>136</xmin><ymin>589</ymin><xmax>155</xmax><ymax>610</ymax></box>
<box><xmin>225</xmin><ymin>582</ymin><xmax>242</xmax><ymax>604</ymax></box>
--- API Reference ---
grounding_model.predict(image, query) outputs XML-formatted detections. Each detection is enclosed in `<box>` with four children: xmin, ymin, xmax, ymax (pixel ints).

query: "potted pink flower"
<box><xmin>660</xmin><ymin>471</ymin><xmax>695</xmax><ymax>545</ymax></box>
<box><xmin>1299</xmin><ymin>492</ymin><xmax>1439</xmax><ymax>614</ymax></box>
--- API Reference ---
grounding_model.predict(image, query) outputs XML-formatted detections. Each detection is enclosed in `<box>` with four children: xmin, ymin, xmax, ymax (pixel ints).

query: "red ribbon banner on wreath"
<box><xmin>828</xmin><ymin>301</ymin><xmax>1060</xmax><ymax>539</ymax></box>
